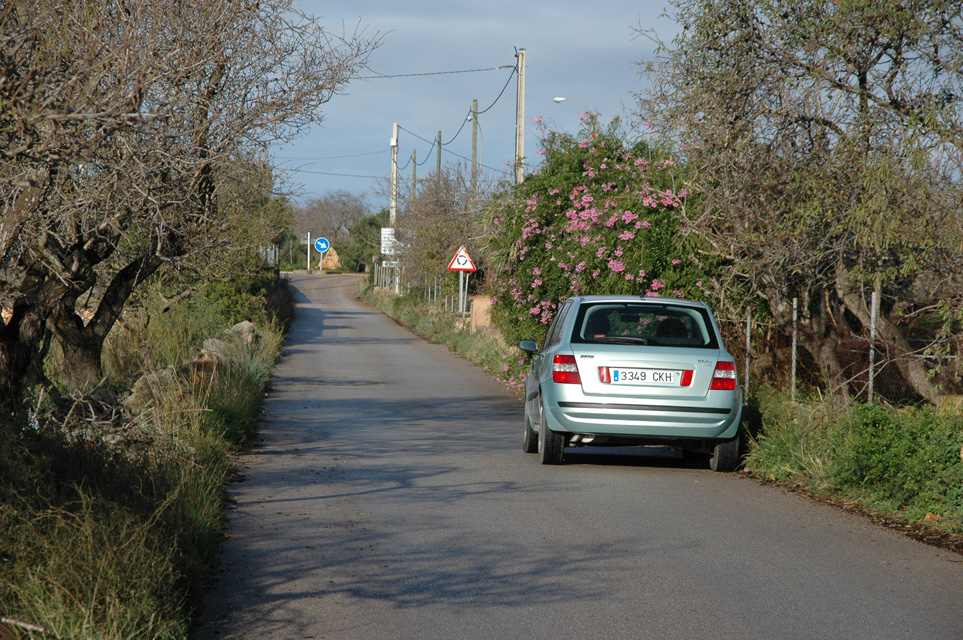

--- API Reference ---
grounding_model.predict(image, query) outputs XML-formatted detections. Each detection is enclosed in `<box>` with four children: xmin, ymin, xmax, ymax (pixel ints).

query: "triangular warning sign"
<box><xmin>447</xmin><ymin>246</ymin><xmax>477</xmax><ymax>272</ymax></box>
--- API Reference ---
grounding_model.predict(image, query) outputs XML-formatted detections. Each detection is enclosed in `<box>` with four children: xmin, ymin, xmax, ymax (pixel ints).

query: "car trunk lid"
<box><xmin>573</xmin><ymin>343</ymin><xmax>726</xmax><ymax>398</ymax></box>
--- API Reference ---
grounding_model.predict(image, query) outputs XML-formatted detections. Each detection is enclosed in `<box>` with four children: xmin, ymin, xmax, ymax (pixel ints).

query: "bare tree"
<box><xmin>294</xmin><ymin>190</ymin><xmax>371</xmax><ymax>247</ymax></box>
<box><xmin>0</xmin><ymin>0</ymin><xmax>379</xmax><ymax>405</ymax></box>
<box><xmin>635</xmin><ymin>0</ymin><xmax>963</xmax><ymax>401</ymax></box>
<box><xmin>394</xmin><ymin>163</ymin><xmax>494</xmax><ymax>286</ymax></box>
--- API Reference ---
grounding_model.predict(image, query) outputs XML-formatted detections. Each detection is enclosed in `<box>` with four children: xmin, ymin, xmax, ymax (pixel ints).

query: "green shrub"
<box><xmin>745</xmin><ymin>389</ymin><xmax>963</xmax><ymax>533</ymax></box>
<box><xmin>743</xmin><ymin>388</ymin><xmax>842</xmax><ymax>488</ymax></box>
<box><xmin>834</xmin><ymin>405</ymin><xmax>963</xmax><ymax>521</ymax></box>
<box><xmin>487</xmin><ymin>118</ymin><xmax>714</xmax><ymax>350</ymax></box>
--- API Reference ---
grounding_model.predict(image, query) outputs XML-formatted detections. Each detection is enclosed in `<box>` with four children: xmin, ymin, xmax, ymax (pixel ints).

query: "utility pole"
<box><xmin>390</xmin><ymin>122</ymin><xmax>398</xmax><ymax>226</ymax></box>
<box><xmin>436</xmin><ymin>130</ymin><xmax>442</xmax><ymax>178</ymax></box>
<box><xmin>412</xmin><ymin>149</ymin><xmax>417</xmax><ymax>198</ymax></box>
<box><xmin>515</xmin><ymin>47</ymin><xmax>526</xmax><ymax>185</ymax></box>
<box><xmin>471</xmin><ymin>99</ymin><xmax>478</xmax><ymax>202</ymax></box>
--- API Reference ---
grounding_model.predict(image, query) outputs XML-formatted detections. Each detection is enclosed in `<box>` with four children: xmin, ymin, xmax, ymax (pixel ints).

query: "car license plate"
<box><xmin>611</xmin><ymin>368</ymin><xmax>676</xmax><ymax>385</ymax></box>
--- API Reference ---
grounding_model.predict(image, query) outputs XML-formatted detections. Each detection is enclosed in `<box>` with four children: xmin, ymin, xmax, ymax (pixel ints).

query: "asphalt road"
<box><xmin>194</xmin><ymin>272</ymin><xmax>963</xmax><ymax>640</ymax></box>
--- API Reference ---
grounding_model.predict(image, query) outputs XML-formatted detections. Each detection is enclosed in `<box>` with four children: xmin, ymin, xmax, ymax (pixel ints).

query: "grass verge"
<box><xmin>363</xmin><ymin>287</ymin><xmax>524</xmax><ymax>392</ymax></box>
<box><xmin>0</xmin><ymin>282</ymin><xmax>287</xmax><ymax>639</ymax></box>
<box><xmin>744</xmin><ymin>387</ymin><xmax>963</xmax><ymax>549</ymax></box>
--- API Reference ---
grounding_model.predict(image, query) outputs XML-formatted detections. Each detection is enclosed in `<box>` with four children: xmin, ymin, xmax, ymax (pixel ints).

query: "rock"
<box><xmin>126</xmin><ymin>366</ymin><xmax>181</xmax><ymax>408</ymax></box>
<box><xmin>321</xmin><ymin>246</ymin><xmax>341</xmax><ymax>270</ymax></box>
<box><xmin>202</xmin><ymin>338</ymin><xmax>233</xmax><ymax>362</ymax></box>
<box><xmin>227</xmin><ymin>320</ymin><xmax>258</xmax><ymax>344</ymax></box>
<box><xmin>125</xmin><ymin>344</ymin><xmax>226</xmax><ymax>409</ymax></box>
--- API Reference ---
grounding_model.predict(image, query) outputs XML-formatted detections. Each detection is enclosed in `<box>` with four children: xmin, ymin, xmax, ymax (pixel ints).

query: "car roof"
<box><xmin>569</xmin><ymin>295</ymin><xmax>712</xmax><ymax>310</ymax></box>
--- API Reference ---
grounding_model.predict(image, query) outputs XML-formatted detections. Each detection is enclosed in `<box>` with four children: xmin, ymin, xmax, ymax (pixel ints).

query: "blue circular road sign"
<box><xmin>314</xmin><ymin>237</ymin><xmax>330</xmax><ymax>252</ymax></box>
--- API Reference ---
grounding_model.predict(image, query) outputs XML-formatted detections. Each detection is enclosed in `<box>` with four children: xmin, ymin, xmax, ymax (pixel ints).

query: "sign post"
<box><xmin>314</xmin><ymin>237</ymin><xmax>330</xmax><ymax>272</ymax></box>
<box><xmin>380</xmin><ymin>228</ymin><xmax>398</xmax><ymax>293</ymax></box>
<box><xmin>447</xmin><ymin>246</ymin><xmax>477</xmax><ymax>315</ymax></box>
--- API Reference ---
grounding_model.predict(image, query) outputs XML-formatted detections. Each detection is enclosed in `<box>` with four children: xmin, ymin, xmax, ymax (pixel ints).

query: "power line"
<box><xmin>279</xmin><ymin>62</ymin><xmax>518</xmax><ymax>184</ymax></box>
<box><xmin>276</xmin><ymin>149</ymin><xmax>386</xmax><ymax>161</ymax></box>
<box><xmin>281</xmin><ymin>168</ymin><xmax>383</xmax><ymax>179</ymax></box>
<box><xmin>358</xmin><ymin>65</ymin><xmax>514</xmax><ymax>80</ymax></box>
<box><xmin>477</xmin><ymin>66</ymin><xmax>517</xmax><ymax>115</ymax></box>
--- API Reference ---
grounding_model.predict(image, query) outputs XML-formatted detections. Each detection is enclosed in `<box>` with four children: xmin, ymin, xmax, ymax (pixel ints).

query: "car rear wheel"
<box><xmin>709</xmin><ymin>432</ymin><xmax>741</xmax><ymax>472</ymax></box>
<box><xmin>537</xmin><ymin>402</ymin><xmax>565</xmax><ymax>465</ymax></box>
<box><xmin>523</xmin><ymin>404</ymin><xmax>538</xmax><ymax>454</ymax></box>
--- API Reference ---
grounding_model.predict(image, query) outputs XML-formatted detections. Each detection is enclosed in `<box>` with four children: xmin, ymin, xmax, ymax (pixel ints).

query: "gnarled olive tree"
<box><xmin>636</xmin><ymin>0</ymin><xmax>963</xmax><ymax>401</ymax></box>
<box><xmin>0</xmin><ymin>0</ymin><xmax>379</xmax><ymax>405</ymax></box>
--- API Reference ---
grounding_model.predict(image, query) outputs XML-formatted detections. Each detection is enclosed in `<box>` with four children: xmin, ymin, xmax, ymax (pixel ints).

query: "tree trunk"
<box><xmin>0</xmin><ymin>304</ymin><xmax>48</xmax><ymax>409</ymax></box>
<box><xmin>46</xmin><ymin>252</ymin><xmax>163</xmax><ymax>395</ymax></box>
<box><xmin>835</xmin><ymin>267</ymin><xmax>937</xmax><ymax>403</ymax></box>
<box><xmin>50</xmin><ymin>305</ymin><xmax>106</xmax><ymax>393</ymax></box>
<box><xmin>799</xmin><ymin>330</ymin><xmax>853</xmax><ymax>402</ymax></box>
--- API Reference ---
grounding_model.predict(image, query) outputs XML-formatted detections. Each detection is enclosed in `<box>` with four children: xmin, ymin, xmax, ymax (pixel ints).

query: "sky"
<box><xmin>272</xmin><ymin>1</ymin><xmax>680</xmax><ymax>207</ymax></box>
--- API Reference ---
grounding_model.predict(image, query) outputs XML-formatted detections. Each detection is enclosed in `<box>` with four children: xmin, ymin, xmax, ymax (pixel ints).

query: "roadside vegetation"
<box><xmin>744</xmin><ymin>389</ymin><xmax>963</xmax><ymax>544</ymax></box>
<box><xmin>0</xmin><ymin>264</ymin><xmax>292</xmax><ymax>638</ymax></box>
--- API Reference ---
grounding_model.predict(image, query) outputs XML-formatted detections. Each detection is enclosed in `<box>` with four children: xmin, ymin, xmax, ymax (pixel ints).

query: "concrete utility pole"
<box><xmin>436</xmin><ymin>130</ymin><xmax>442</xmax><ymax>178</ymax></box>
<box><xmin>471</xmin><ymin>99</ymin><xmax>478</xmax><ymax>201</ymax></box>
<box><xmin>390</xmin><ymin>122</ymin><xmax>398</xmax><ymax>226</ymax></box>
<box><xmin>515</xmin><ymin>47</ymin><xmax>526</xmax><ymax>185</ymax></box>
<box><xmin>412</xmin><ymin>149</ymin><xmax>417</xmax><ymax>198</ymax></box>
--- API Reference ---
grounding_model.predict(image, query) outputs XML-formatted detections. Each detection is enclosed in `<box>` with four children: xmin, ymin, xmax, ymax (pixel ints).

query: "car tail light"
<box><xmin>553</xmin><ymin>355</ymin><xmax>581</xmax><ymax>384</ymax></box>
<box><xmin>680</xmin><ymin>369</ymin><xmax>694</xmax><ymax>387</ymax></box>
<box><xmin>710</xmin><ymin>361</ymin><xmax>737</xmax><ymax>390</ymax></box>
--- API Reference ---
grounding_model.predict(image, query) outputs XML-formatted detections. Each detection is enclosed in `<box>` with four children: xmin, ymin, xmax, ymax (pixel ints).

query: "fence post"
<box><xmin>745</xmin><ymin>308</ymin><xmax>751</xmax><ymax>400</ymax></box>
<box><xmin>869</xmin><ymin>288</ymin><xmax>878</xmax><ymax>404</ymax></box>
<box><xmin>792</xmin><ymin>297</ymin><xmax>798</xmax><ymax>403</ymax></box>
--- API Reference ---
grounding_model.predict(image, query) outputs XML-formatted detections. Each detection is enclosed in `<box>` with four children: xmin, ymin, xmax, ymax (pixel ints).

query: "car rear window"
<box><xmin>570</xmin><ymin>302</ymin><xmax>720</xmax><ymax>349</ymax></box>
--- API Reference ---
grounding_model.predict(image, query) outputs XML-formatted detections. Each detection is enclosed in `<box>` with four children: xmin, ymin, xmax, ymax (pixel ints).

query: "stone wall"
<box><xmin>470</xmin><ymin>295</ymin><xmax>492</xmax><ymax>333</ymax></box>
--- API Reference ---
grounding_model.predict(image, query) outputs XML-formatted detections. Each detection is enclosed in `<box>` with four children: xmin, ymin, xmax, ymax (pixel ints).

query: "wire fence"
<box><xmin>369</xmin><ymin>268</ymin><xmax>961</xmax><ymax>407</ymax></box>
<box><xmin>372</xmin><ymin>263</ymin><xmax>477</xmax><ymax>315</ymax></box>
<box><xmin>718</xmin><ymin>294</ymin><xmax>962</xmax><ymax>407</ymax></box>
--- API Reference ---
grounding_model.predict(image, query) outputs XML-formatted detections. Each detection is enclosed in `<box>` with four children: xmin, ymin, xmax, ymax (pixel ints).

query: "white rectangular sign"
<box><xmin>381</xmin><ymin>227</ymin><xmax>397</xmax><ymax>255</ymax></box>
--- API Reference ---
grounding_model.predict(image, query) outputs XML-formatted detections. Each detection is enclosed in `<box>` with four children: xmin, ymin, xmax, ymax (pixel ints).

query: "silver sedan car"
<box><xmin>519</xmin><ymin>295</ymin><xmax>744</xmax><ymax>470</ymax></box>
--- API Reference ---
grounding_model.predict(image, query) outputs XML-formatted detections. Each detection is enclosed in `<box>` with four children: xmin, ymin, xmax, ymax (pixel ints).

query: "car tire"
<box><xmin>537</xmin><ymin>402</ymin><xmax>565</xmax><ymax>465</ymax></box>
<box><xmin>523</xmin><ymin>403</ymin><xmax>538</xmax><ymax>454</ymax></box>
<box><xmin>709</xmin><ymin>432</ymin><xmax>741</xmax><ymax>472</ymax></box>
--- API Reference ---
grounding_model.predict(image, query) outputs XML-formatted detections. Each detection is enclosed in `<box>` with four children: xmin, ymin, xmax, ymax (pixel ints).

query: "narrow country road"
<box><xmin>194</xmin><ymin>272</ymin><xmax>963</xmax><ymax>640</ymax></box>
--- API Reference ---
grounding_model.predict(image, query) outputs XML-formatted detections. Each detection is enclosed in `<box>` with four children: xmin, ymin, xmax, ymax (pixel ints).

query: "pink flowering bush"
<box><xmin>487</xmin><ymin>117</ymin><xmax>707</xmax><ymax>354</ymax></box>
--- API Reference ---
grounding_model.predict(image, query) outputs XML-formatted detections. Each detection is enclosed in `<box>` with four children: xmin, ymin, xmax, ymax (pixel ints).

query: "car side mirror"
<box><xmin>518</xmin><ymin>340</ymin><xmax>539</xmax><ymax>354</ymax></box>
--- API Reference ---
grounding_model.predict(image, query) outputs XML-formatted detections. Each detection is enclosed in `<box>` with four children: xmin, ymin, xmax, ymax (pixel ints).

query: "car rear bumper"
<box><xmin>545</xmin><ymin>396</ymin><xmax>743</xmax><ymax>440</ymax></box>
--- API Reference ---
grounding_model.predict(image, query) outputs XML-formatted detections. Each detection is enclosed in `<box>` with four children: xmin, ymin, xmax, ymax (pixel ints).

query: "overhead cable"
<box><xmin>357</xmin><ymin>65</ymin><xmax>514</xmax><ymax>80</ymax></box>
